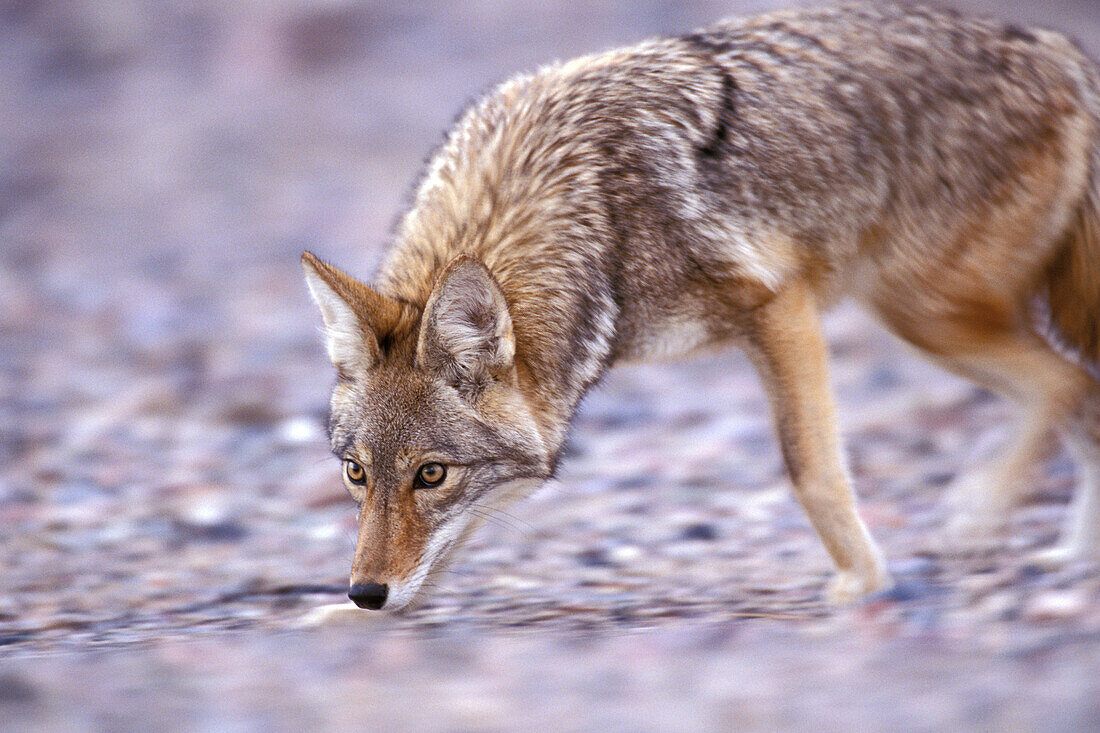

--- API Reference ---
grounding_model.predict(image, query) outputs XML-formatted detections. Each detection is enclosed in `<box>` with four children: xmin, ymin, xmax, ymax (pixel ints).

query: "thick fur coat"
<box><xmin>303</xmin><ymin>4</ymin><xmax>1100</xmax><ymax>610</ymax></box>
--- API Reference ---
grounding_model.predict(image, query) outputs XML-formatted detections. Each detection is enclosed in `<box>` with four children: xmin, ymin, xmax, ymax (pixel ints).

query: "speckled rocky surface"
<box><xmin>2</xmin><ymin>1</ymin><xmax>1100</xmax><ymax>730</ymax></box>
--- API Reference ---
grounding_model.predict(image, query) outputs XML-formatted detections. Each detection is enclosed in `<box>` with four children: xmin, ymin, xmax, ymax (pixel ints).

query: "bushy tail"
<box><xmin>1044</xmin><ymin>135</ymin><xmax>1100</xmax><ymax>366</ymax></box>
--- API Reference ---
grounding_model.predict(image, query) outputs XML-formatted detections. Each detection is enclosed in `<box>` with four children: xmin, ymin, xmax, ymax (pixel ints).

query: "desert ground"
<box><xmin>2</xmin><ymin>1</ymin><xmax>1100</xmax><ymax>730</ymax></box>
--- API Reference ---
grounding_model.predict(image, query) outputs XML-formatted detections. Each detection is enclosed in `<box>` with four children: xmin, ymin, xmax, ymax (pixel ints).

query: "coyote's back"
<box><xmin>377</xmin><ymin>3</ymin><xmax>1100</xmax><ymax>369</ymax></box>
<box><xmin>304</xmin><ymin>4</ymin><xmax>1100</xmax><ymax>611</ymax></box>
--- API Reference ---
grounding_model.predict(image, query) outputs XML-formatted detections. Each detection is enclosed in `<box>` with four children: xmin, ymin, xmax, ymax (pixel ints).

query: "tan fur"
<box><xmin>303</xmin><ymin>3</ymin><xmax>1100</xmax><ymax>610</ymax></box>
<box><xmin>1046</xmin><ymin>179</ymin><xmax>1100</xmax><ymax>367</ymax></box>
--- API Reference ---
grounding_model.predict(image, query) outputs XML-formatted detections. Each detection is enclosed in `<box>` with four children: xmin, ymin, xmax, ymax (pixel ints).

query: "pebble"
<box><xmin>889</xmin><ymin>556</ymin><xmax>937</xmax><ymax>578</ymax></box>
<box><xmin>175</xmin><ymin>490</ymin><xmax>233</xmax><ymax>527</ymax></box>
<box><xmin>492</xmin><ymin>575</ymin><xmax>540</xmax><ymax>591</ymax></box>
<box><xmin>171</xmin><ymin>518</ymin><xmax>248</xmax><ymax>544</ymax></box>
<box><xmin>577</xmin><ymin>547</ymin><xmax>612</xmax><ymax>568</ymax></box>
<box><xmin>305</xmin><ymin>522</ymin><xmax>341</xmax><ymax>542</ymax></box>
<box><xmin>868</xmin><ymin>577</ymin><xmax>940</xmax><ymax>604</ymax></box>
<box><xmin>577</xmin><ymin>542</ymin><xmax>642</xmax><ymax>567</ymax></box>
<box><xmin>976</xmin><ymin>592</ymin><xmax>1020</xmax><ymax>622</ymax></box>
<box><xmin>608</xmin><ymin>543</ymin><xmax>643</xmax><ymax>564</ymax></box>
<box><xmin>677</xmin><ymin>522</ymin><xmax>718</xmax><ymax>542</ymax></box>
<box><xmin>1023</xmin><ymin>590</ymin><xmax>1088</xmax><ymax>622</ymax></box>
<box><xmin>278</xmin><ymin>416</ymin><xmax>323</xmax><ymax>444</ymax></box>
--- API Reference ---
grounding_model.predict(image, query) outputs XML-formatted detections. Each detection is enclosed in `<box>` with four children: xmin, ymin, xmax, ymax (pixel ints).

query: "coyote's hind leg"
<box><xmin>935</xmin><ymin>343</ymin><xmax>1096</xmax><ymax>559</ymax></box>
<box><xmin>876</xmin><ymin>302</ymin><xmax>1100</xmax><ymax>560</ymax></box>
<box><xmin>1032</xmin><ymin>396</ymin><xmax>1100</xmax><ymax>566</ymax></box>
<box><xmin>942</xmin><ymin>403</ymin><xmax>1055</xmax><ymax>548</ymax></box>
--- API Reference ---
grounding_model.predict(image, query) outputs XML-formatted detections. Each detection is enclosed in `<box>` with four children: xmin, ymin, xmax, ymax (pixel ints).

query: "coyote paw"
<box><xmin>826</xmin><ymin>566</ymin><xmax>892</xmax><ymax>605</ymax></box>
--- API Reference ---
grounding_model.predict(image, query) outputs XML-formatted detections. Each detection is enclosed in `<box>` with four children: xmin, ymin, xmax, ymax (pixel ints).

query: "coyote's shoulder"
<box><xmin>303</xmin><ymin>4</ymin><xmax>1100</xmax><ymax>611</ymax></box>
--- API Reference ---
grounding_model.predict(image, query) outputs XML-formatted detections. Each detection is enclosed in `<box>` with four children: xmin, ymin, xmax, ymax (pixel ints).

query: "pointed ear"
<box><xmin>417</xmin><ymin>256</ymin><xmax>515</xmax><ymax>393</ymax></box>
<box><xmin>301</xmin><ymin>251</ymin><xmax>409</xmax><ymax>374</ymax></box>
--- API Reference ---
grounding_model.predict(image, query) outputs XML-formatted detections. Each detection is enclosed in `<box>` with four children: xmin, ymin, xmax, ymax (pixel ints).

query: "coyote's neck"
<box><xmin>376</xmin><ymin>79</ymin><xmax>619</xmax><ymax>453</ymax></box>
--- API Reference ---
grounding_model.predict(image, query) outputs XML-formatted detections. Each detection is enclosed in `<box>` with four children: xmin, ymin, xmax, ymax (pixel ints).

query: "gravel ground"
<box><xmin>3</xmin><ymin>1</ymin><xmax>1100</xmax><ymax>730</ymax></box>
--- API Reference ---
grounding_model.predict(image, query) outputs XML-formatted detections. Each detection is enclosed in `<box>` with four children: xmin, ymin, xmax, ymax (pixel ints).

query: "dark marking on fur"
<box><xmin>681</xmin><ymin>33</ymin><xmax>788</xmax><ymax>81</ymax></box>
<box><xmin>698</xmin><ymin>73</ymin><xmax>737</xmax><ymax>161</ymax></box>
<box><xmin>1002</xmin><ymin>23</ymin><xmax>1038</xmax><ymax>44</ymax></box>
<box><xmin>680</xmin><ymin>32</ymin><xmax>733</xmax><ymax>57</ymax></box>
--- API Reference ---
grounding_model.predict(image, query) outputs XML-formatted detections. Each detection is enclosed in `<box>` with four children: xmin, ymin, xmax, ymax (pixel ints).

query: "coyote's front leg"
<box><xmin>744</xmin><ymin>282</ymin><xmax>891</xmax><ymax>603</ymax></box>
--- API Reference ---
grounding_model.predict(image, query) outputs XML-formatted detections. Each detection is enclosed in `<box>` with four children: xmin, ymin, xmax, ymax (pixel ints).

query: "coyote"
<box><xmin>302</xmin><ymin>3</ymin><xmax>1100</xmax><ymax>611</ymax></box>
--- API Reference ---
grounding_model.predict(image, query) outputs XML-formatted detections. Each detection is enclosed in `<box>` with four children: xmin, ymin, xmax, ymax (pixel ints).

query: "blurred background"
<box><xmin>2</xmin><ymin>1</ymin><xmax>1100</xmax><ymax>729</ymax></box>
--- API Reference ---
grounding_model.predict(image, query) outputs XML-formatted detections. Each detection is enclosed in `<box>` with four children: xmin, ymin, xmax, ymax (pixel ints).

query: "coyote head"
<box><xmin>301</xmin><ymin>252</ymin><xmax>551</xmax><ymax>610</ymax></box>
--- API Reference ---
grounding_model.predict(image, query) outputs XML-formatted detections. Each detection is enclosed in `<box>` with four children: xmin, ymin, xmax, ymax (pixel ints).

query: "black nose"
<box><xmin>348</xmin><ymin>582</ymin><xmax>388</xmax><ymax>610</ymax></box>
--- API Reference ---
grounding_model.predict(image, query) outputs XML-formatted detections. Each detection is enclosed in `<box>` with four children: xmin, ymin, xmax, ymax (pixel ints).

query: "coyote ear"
<box><xmin>301</xmin><ymin>251</ymin><xmax>407</xmax><ymax>374</ymax></box>
<box><xmin>417</xmin><ymin>256</ymin><xmax>515</xmax><ymax>393</ymax></box>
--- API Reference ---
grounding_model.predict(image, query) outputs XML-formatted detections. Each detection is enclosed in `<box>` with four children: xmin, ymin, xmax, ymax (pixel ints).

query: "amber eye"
<box><xmin>345</xmin><ymin>459</ymin><xmax>367</xmax><ymax>486</ymax></box>
<box><xmin>415</xmin><ymin>462</ymin><xmax>446</xmax><ymax>488</ymax></box>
